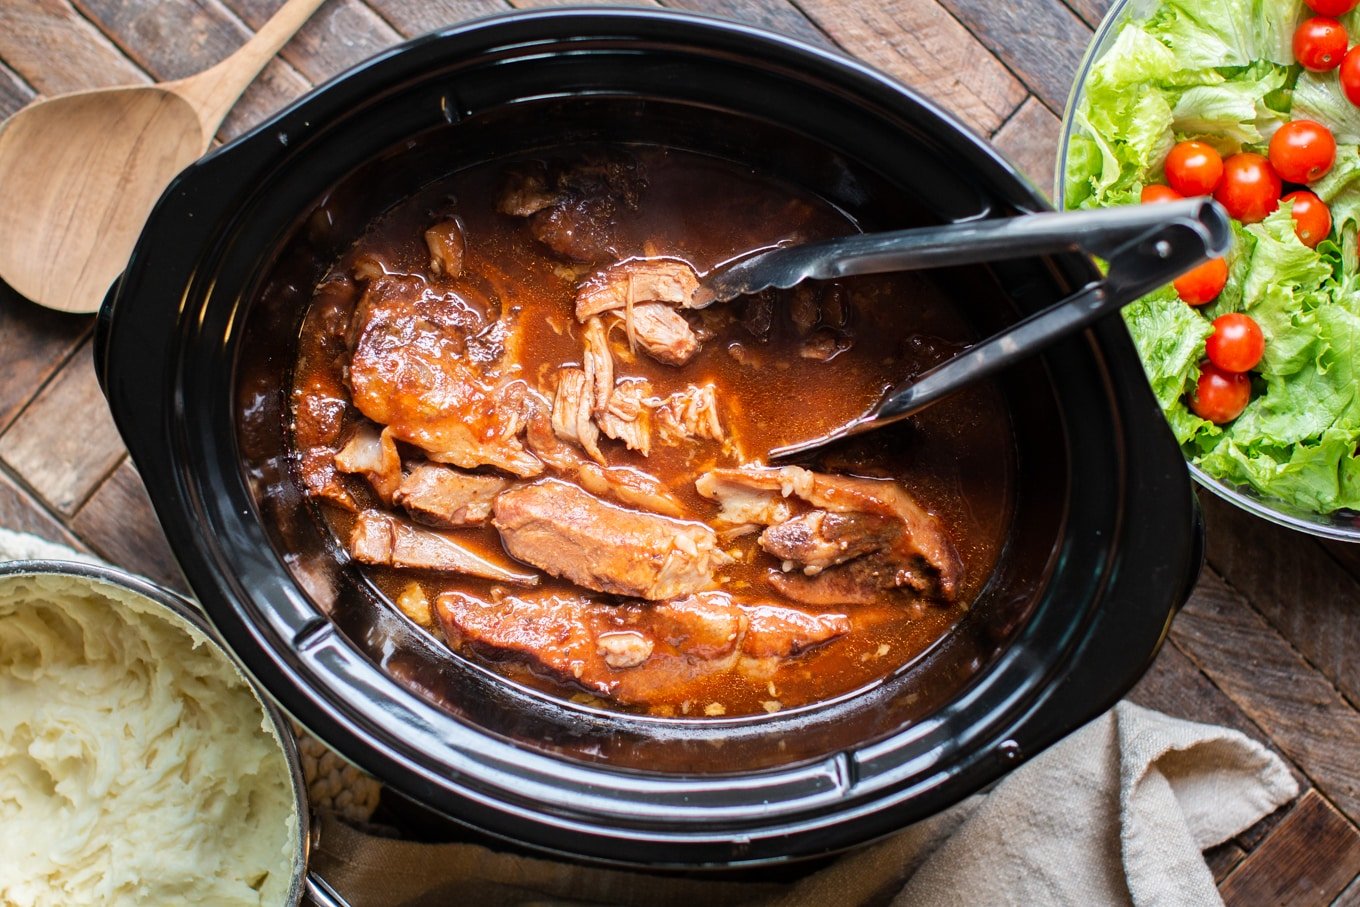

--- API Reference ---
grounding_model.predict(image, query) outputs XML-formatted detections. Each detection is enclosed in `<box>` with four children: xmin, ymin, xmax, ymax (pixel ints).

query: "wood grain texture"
<box><xmin>73</xmin><ymin>0</ymin><xmax>311</xmax><ymax>140</ymax></box>
<box><xmin>933</xmin><ymin>0</ymin><xmax>1091</xmax><ymax>114</ymax></box>
<box><xmin>1171</xmin><ymin>568</ymin><xmax>1360</xmax><ymax>824</ymax></box>
<box><xmin>0</xmin><ymin>466</ymin><xmax>86</xmax><ymax>551</ymax></box>
<box><xmin>0</xmin><ymin>0</ymin><xmax>148</xmax><ymax>95</ymax></box>
<box><xmin>1129</xmin><ymin>637</ymin><xmax>1299</xmax><ymax>783</ymax></box>
<box><xmin>71</xmin><ymin>459</ymin><xmax>188</xmax><ymax>594</ymax></box>
<box><xmin>0</xmin><ymin>341</ymin><xmax>126</xmax><ymax>516</ymax></box>
<box><xmin>1219</xmin><ymin>790</ymin><xmax>1360</xmax><ymax>907</ymax></box>
<box><xmin>0</xmin><ymin>295</ymin><xmax>89</xmax><ymax>432</ymax></box>
<box><xmin>1205</xmin><ymin>841</ymin><xmax>1247</xmax><ymax>884</ymax></box>
<box><xmin>661</xmin><ymin>0</ymin><xmax>833</xmax><ymax>46</ymax></box>
<box><xmin>1202</xmin><ymin>494</ymin><xmax>1360</xmax><ymax>712</ymax></box>
<box><xmin>991</xmin><ymin>95</ymin><xmax>1062</xmax><ymax>198</ymax></box>
<box><xmin>0</xmin><ymin>61</ymin><xmax>35</xmax><ymax>119</ymax></box>
<box><xmin>1335</xmin><ymin>873</ymin><xmax>1360</xmax><ymax>907</ymax></box>
<box><xmin>364</xmin><ymin>0</ymin><xmax>510</xmax><ymax>38</ymax></box>
<box><xmin>789</xmin><ymin>0</ymin><xmax>1027</xmax><ymax>134</ymax></box>
<box><xmin>222</xmin><ymin>0</ymin><xmax>402</xmax><ymax>85</ymax></box>
<box><xmin>1062</xmin><ymin>0</ymin><xmax>1113</xmax><ymax>31</ymax></box>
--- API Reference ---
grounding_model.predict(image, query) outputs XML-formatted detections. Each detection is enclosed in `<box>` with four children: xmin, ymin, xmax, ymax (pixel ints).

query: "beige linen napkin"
<box><xmin>0</xmin><ymin>530</ymin><xmax>1298</xmax><ymax>906</ymax></box>
<box><xmin>310</xmin><ymin>704</ymin><xmax>1296</xmax><ymax>907</ymax></box>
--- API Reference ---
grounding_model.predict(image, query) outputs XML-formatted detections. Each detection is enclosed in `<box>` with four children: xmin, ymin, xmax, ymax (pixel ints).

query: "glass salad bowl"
<box><xmin>1056</xmin><ymin>0</ymin><xmax>1360</xmax><ymax>541</ymax></box>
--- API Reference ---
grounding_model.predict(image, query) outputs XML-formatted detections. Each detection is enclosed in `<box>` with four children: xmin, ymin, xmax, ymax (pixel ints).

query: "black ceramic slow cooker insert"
<box><xmin>95</xmin><ymin>8</ymin><xmax>1202</xmax><ymax>867</ymax></box>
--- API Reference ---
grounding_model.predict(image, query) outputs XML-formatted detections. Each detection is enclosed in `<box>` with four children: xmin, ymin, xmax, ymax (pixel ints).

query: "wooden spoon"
<box><xmin>0</xmin><ymin>0</ymin><xmax>328</xmax><ymax>313</ymax></box>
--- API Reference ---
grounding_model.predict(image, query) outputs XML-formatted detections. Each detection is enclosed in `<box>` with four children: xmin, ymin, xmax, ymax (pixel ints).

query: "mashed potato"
<box><xmin>0</xmin><ymin>572</ymin><xmax>298</xmax><ymax>906</ymax></box>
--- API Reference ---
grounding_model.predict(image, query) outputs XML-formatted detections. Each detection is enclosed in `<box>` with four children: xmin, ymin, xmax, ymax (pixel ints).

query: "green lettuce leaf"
<box><xmin>1170</xmin><ymin>63</ymin><xmax>1289</xmax><ymax>149</ymax></box>
<box><xmin>1293</xmin><ymin>70</ymin><xmax>1360</xmax><ymax>143</ymax></box>
<box><xmin>1122</xmin><ymin>288</ymin><xmax>1214</xmax><ymax>442</ymax></box>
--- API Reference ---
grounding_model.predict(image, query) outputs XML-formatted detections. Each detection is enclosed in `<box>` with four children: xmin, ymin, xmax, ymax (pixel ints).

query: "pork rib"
<box><xmin>348</xmin><ymin>510</ymin><xmax>538</xmax><ymax>585</ymax></box>
<box><xmin>436</xmin><ymin>589</ymin><xmax>848</xmax><ymax>704</ymax></box>
<box><xmin>696</xmin><ymin>466</ymin><xmax>962</xmax><ymax>602</ymax></box>
<box><xmin>493</xmin><ymin>479</ymin><xmax>730</xmax><ymax>599</ymax></box>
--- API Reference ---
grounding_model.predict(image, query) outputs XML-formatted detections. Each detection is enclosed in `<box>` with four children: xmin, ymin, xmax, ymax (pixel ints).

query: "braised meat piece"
<box><xmin>596</xmin><ymin>378</ymin><xmax>652</xmax><ymax>456</ymax></box>
<box><xmin>759</xmin><ymin>510</ymin><xmax>899</xmax><ymax>574</ymax></box>
<box><xmin>550</xmin><ymin>368</ymin><xmax>605</xmax><ymax>465</ymax></box>
<box><xmin>347</xmin><ymin>273</ymin><xmax>542</xmax><ymax>477</ymax></box>
<box><xmin>436</xmin><ymin>589</ymin><xmax>848</xmax><ymax>704</ymax></box>
<box><xmin>580</xmin><ymin>317</ymin><xmax>614</xmax><ymax>414</ymax></box>
<box><xmin>694</xmin><ymin>469</ymin><xmax>793</xmax><ymax>534</ymax></box>
<box><xmin>523</xmin><ymin>402</ymin><xmax>684</xmax><ymax>516</ymax></box>
<box><xmin>424</xmin><ymin>219</ymin><xmax>465</xmax><ymax>278</ymax></box>
<box><xmin>348</xmin><ymin>510</ymin><xmax>538</xmax><ymax>584</ymax></box>
<box><xmin>293</xmin><ymin>278</ymin><xmax>359</xmax><ymax>510</ymax></box>
<box><xmin>575</xmin><ymin>258</ymin><xmax>703</xmax><ymax>321</ymax></box>
<box><xmin>492</xmin><ymin>479</ymin><xmax>730</xmax><ymax>599</ymax></box>
<box><xmin>499</xmin><ymin>154</ymin><xmax>646</xmax><ymax>262</ymax></box>
<box><xmin>740</xmin><ymin>604</ymin><xmax>851</xmax><ymax>658</ymax></box>
<box><xmin>622</xmin><ymin>303</ymin><xmax>700</xmax><ymax>366</ymax></box>
<box><xmin>695</xmin><ymin>466</ymin><xmax>962</xmax><ymax>602</ymax></box>
<box><xmin>653</xmin><ymin>384</ymin><xmax>724</xmax><ymax>445</ymax></box>
<box><xmin>393</xmin><ymin>464</ymin><xmax>508</xmax><ymax>528</ymax></box>
<box><xmin>333</xmin><ymin>422</ymin><xmax>402</xmax><ymax>504</ymax></box>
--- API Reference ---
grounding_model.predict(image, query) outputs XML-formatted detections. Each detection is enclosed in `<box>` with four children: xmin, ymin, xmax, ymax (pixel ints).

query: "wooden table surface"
<box><xmin>2</xmin><ymin>0</ymin><xmax>1360</xmax><ymax>901</ymax></box>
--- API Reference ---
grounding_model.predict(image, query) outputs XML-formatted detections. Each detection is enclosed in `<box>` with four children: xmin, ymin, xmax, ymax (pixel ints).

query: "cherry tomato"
<box><xmin>1284</xmin><ymin>189</ymin><xmax>1333</xmax><ymax>247</ymax></box>
<box><xmin>1141</xmin><ymin>184</ymin><xmax>1184</xmax><ymax>204</ymax></box>
<box><xmin>1294</xmin><ymin>17</ymin><xmax>1349</xmax><ymax>71</ymax></box>
<box><xmin>1191</xmin><ymin>363</ymin><xmax>1253</xmax><ymax>424</ymax></box>
<box><xmin>1306</xmin><ymin>0</ymin><xmax>1358</xmax><ymax>16</ymax></box>
<box><xmin>1341</xmin><ymin>46</ymin><xmax>1360</xmax><ymax>105</ymax></box>
<box><xmin>1214</xmin><ymin>153</ymin><xmax>1282</xmax><ymax>223</ymax></box>
<box><xmin>1268</xmin><ymin>120</ymin><xmax>1337</xmax><ymax>183</ymax></box>
<box><xmin>1206</xmin><ymin>313</ymin><xmax>1266</xmax><ymax>373</ymax></box>
<box><xmin>1174</xmin><ymin>257</ymin><xmax>1229</xmax><ymax>305</ymax></box>
<box><xmin>1165</xmin><ymin>141</ymin><xmax>1224</xmax><ymax>196</ymax></box>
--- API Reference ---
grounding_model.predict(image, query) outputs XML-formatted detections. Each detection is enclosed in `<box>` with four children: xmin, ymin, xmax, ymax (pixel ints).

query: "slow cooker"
<box><xmin>95</xmin><ymin>8</ymin><xmax>1202</xmax><ymax>868</ymax></box>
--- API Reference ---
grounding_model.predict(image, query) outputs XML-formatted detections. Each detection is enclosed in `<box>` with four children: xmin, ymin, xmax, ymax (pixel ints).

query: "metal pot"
<box><xmin>94</xmin><ymin>8</ymin><xmax>1203</xmax><ymax>868</ymax></box>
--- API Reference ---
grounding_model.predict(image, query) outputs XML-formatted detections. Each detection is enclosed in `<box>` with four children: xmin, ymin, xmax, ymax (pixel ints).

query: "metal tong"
<box><xmin>706</xmin><ymin>198</ymin><xmax>1232</xmax><ymax>461</ymax></box>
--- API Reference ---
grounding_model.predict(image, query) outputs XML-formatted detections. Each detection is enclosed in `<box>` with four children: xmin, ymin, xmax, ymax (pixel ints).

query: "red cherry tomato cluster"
<box><xmin>1190</xmin><ymin>314</ymin><xmax>1265</xmax><ymax>424</ymax></box>
<box><xmin>1132</xmin><ymin>0</ymin><xmax>1360</xmax><ymax>425</ymax></box>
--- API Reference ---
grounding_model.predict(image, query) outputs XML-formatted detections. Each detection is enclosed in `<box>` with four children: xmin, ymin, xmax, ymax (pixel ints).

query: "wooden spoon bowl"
<box><xmin>0</xmin><ymin>0</ymin><xmax>326</xmax><ymax>313</ymax></box>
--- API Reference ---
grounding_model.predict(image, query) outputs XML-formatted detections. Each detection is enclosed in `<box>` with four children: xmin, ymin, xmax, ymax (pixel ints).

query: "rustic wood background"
<box><xmin>1</xmin><ymin>0</ymin><xmax>1358</xmax><ymax>901</ymax></box>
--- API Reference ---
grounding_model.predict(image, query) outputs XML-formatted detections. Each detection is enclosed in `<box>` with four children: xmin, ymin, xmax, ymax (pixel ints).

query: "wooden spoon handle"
<box><xmin>172</xmin><ymin>0</ymin><xmax>329</xmax><ymax>136</ymax></box>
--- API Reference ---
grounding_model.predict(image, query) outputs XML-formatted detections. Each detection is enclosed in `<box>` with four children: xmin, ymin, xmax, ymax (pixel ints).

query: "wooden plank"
<box><xmin>0</xmin><ymin>341</ymin><xmax>126</xmax><ymax>516</ymax></box>
<box><xmin>791</xmin><ymin>0</ymin><xmax>1027</xmax><ymax>135</ymax></box>
<box><xmin>0</xmin><ymin>60</ymin><xmax>36</xmax><ymax>119</ymax></box>
<box><xmin>363</xmin><ymin>0</ymin><xmax>510</xmax><ymax>38</ymax></box>
<box><xmin>1220</xmin><ymin>790</ymin><xmax>1360</xmax><ymax>907</ymax></box>
<box><xmin>0</xmin><ymin>294</ymin><xmax>90</xmax><ymax>432</ymax></box>
<box><xmin>991</xmin><ymin>95</ymin><xmax>1062</xmax><ymax>200</ymax></box>
<box><xmin>1062</xmin><ymin>0</ymin><xmax>1114</xmax><ymax>31</ymax></box>
<box><xmin>1171</xmin><ymin>568</ymin><xmax>1360</xmax><ymax>824</ymax></box>
<box><xmin>661</xmin><ymin>0</ymin><xmax>834</xmax><ymax>47</ymax></box>
<box><xmin>220</xmin><ymin>0</ymin><xmax>403</xmax><ymax>86</ymax></box>
<box><xmin>1334</xmin><ymin>873</ymin><xmax>1360</xmax><ymax>907</ymax></box>
<box><xmin>0</xmin><ymin>0</ymin><xmax>149</xmax><ymax>96</ymax></box>
<box><xmin>72</xmin><ymin>0</ymin><xmax>311</xmax><ymax>141</ymax></box>
<box><xmin>1202</xmin><ymin>494</ymin><xmax>1360</xmax><ymax>712</ymax></box>
<box><xmin>71</xmin><ymin>458</ymin><xmax>188</xmax><ymax>594</ymax></box>
<box><xmin>933</xmin><ymin>0</ymin><xmax>1091</xmax><ymax>115</ymax></box>
<box><xmin>0</xmin><ymin>466</ymin><xmax>85</xmax><ymax>551</ymax></box>
<box><xmin>1128</xmin><ymin>634</ymin><xmax>1300</xmax><ymax>785</ymax></box>
<box><xmin>1206</xmin><ymin>841</ymin><xmax>1247</xmax><ymax>884</ymax></box>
